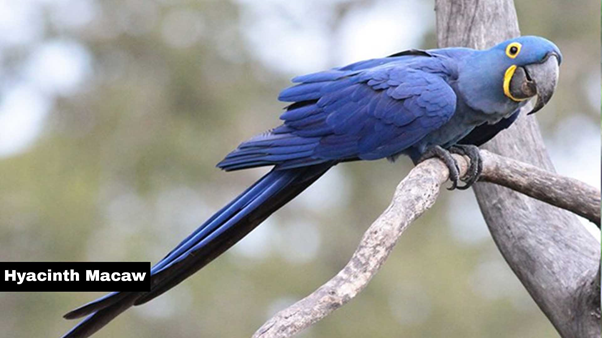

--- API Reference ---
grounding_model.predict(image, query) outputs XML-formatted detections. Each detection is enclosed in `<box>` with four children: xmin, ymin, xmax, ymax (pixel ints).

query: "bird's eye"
<box><xmin>505</xmin><ymin>42</ymin><xmax>522</xmax><ymax>59</ymax></box>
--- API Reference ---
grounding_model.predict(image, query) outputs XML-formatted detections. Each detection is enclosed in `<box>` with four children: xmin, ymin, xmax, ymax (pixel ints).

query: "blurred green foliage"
<box><xmin>0</xmin><ymin>0</ymin><xmax>598</xmax><ymax>337</ymax></box>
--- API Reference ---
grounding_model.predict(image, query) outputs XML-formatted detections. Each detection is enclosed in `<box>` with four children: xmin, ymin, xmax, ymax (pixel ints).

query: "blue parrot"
<box><xmin>62</xmin><ymin>36</ymin><xmax>561</xmax><ymax>337</ymax></box>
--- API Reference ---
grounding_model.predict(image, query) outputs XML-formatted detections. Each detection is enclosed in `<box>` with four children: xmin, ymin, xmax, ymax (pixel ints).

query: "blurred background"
<box><xmin>0</xmin><ymin>0</ymin><xmax>599</xmax><ymax>337</ymax></box>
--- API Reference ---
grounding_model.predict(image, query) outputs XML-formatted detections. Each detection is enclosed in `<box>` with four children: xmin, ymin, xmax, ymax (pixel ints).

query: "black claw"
<box><xmin>417</xmin><ymin>146</ymin><xmax>461</xmax><ymax>190</ymax></box>
<box><xmin>450</xmin><ymin>145</ymin><xmax>482</xmax><ymax>189</ymax></box>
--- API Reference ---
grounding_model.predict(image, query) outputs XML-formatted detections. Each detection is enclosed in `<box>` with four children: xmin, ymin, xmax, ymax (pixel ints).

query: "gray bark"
<box><xmin>253</xmin><ymin>151</ymin><xmax>601</xmax><ymax>338</ymax></box>
<box><xmin>478</xmin><ymin>151</ymin><xmax>600</xmax><ymax>226</ymax></box>
<box><xmin>435</xmin><ymin>1</ymin><xmax>601</xmax><ymax>337</ymax></box>
<box><xmin>253</xmin><ymin>156</ymin><xmax>455</xmax><ymax>338</ymax></box>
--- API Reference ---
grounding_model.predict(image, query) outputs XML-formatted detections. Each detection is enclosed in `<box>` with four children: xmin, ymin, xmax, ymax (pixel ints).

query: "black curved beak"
<box><xmin>509</xmin><ymin>53</ymin><xmax>560</xmax><ymax>115</ymax></box>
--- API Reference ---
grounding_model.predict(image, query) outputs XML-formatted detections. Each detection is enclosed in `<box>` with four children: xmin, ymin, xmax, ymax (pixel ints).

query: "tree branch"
<box><xmin>478</xmin><ymin>151</ymin><xmax>600</xmax><ymax>225</ymax></box>
<box><xmin>253</xmin><ymin>152</ymin><xmax>600</xmax><ymax>338</ymax></box>
<box><xmin>435</xmin><ymin>1</ymin><xmax>601</xmax><ymax>337</ymax></box>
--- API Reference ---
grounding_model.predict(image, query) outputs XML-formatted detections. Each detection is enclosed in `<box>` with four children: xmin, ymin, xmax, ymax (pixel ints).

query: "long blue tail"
<box><xmin>61</xmin><ymin>163</ymin><xmax>333</xmax><ymax>338</ymax></box>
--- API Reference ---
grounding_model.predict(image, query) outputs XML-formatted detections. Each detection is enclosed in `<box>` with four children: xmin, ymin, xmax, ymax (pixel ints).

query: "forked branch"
<box><xmin>253</xmin><ymin>150</ymin><xmax>600</xmax><ymax>338</ymax></box>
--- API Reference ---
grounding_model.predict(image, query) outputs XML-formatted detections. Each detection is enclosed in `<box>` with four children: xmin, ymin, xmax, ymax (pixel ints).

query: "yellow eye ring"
<box><xmin>505</xmin><ymin>42</ymin><xmax>522</xmax><ymax>59</ymax></box>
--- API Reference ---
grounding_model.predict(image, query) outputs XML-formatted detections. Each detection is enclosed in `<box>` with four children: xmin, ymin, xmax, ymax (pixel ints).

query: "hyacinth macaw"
<box><xmin>62</xmin><ymin>36</ymin><xmax>561</xmax><ymax>337</ymax></box>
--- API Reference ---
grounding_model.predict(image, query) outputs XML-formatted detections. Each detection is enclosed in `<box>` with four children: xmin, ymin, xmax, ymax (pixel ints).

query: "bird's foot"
<box><xmin>417</xmin><ymin>146</ymin><xmax>460</xmax><ymax>190</ymax></box>
<box><xmin>449</xmin><ymin>144</ymin><xmax>482</xmax><ymax>190</ymax></box>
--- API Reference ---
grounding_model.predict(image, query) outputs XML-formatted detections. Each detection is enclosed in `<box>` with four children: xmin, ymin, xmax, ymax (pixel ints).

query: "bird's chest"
<box><xmin>408</xmin><ymin>96</ymin><xmax>520</xmax><ymax>157</ymax></box>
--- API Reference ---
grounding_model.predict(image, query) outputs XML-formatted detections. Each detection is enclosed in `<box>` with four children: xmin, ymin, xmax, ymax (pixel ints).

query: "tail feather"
<box><xmin>63</xmin><ymin>292</ymin><xmax>129</xmax><ymax>320</ymax></box>
<box><xmin>62</xmin><ymin>163</ymin><xmax>333</xmax><ymax>338</ymax></box>
<box><xmin>137</xmin><ymin>164</ymin><xmax>331</xmax><ymax>305</ymax></box>
<box><xmin>150</xmin><ymin>171</ymin><xmax>282</xmax><ymax>274</ymax></box>
<box><xmin>62</xmin><ymin>293</ymin><xmax>139</xmax><ymax>338</ymax></box>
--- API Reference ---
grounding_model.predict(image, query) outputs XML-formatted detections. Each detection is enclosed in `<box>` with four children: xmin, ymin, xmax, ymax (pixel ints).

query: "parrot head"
<box><xmin>495</xmin><ymin>36</ymin><xmax>562</xmax><ymax>114</ymax></box>
<box><xmin>459</xmin><ymin>36</ymin><xmax>562</xmax><ymax>116</ymax></box>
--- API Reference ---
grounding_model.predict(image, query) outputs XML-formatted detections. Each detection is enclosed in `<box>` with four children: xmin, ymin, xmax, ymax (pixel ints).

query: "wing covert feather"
<box><xmin>219</xmin><ymin>58</ymin><xmax>458</xmax><ymax>170</ymax></box>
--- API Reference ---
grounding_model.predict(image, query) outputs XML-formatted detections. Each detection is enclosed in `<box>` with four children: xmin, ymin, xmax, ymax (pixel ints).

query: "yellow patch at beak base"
<box><xmin>503</xmin><ymin>65</ymin><xmax>528</xmax><ymax>102</ymax></box>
